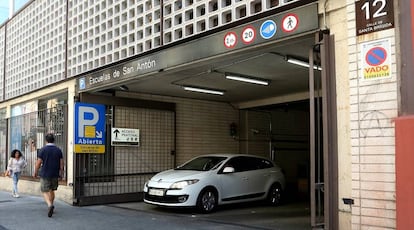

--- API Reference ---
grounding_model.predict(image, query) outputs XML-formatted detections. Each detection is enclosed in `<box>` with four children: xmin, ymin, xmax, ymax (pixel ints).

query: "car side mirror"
<box><xmin>222</xmin><ymin>166</ymin><xmax>235</xmax><ymax>173</ymax></box>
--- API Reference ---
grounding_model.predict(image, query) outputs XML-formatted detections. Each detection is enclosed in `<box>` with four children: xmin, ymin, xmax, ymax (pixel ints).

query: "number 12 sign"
<box><xmin>355</xmin><ymin>0</ymin><xmax>394</xmax><ymax>36</ymax></box>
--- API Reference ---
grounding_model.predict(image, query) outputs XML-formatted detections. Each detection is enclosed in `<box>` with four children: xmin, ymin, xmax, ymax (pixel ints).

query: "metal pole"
<box><xmin>309</xmin><ymin>47</ymin><xmax>316</xmax><ymax>227</ymax></box>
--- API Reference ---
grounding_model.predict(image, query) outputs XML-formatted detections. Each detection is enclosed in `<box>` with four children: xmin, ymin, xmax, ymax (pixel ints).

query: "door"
<box><xmin>309</xmin><ymin>33</ymin><xmax>338</xmax><ymax>229</ymax></box>
<box><xmin>219</xmin><ymin>156</ymin><xmax>253</xmax><ymax>201</ymax></box>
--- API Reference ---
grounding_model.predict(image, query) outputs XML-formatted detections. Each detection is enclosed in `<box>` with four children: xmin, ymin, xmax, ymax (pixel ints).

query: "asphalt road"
<box><xmin>0</xmin><ymin>190</ymin><xmax>311</xmax><ymax>230</ymax></box>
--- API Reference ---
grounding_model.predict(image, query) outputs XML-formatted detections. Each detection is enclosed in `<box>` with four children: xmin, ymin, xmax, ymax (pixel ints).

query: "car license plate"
<box><xmin>148</xmin><ymin>188</ymin><xmax>164</xmax><ymax>196</ymax></box>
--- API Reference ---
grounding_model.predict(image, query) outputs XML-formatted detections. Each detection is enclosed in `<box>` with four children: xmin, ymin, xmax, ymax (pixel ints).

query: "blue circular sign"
<box><xmin>260</xmin><ymin>20</ymin><xmax>277</xmax><ymax>39</ymax></box>
<box><xmin>365</xmin><ymin>47</ymin><xmax>387</xmax><ymax>66</ymax></box>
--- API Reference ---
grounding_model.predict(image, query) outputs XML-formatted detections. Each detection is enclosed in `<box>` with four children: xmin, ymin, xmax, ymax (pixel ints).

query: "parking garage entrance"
<box><xmin>74</xmin><ymin>3</ymin><xmax>337</xmax><ymax>228</ymax></box>
<box><xmin>235</xmin><ymin>33</ymin><xmax>337</xmax><ymax>229</ymax></box>
<box><xmin>73</xmin><ymin>33</ymin><xmax>337</xmax><ymax>229</ymax></box>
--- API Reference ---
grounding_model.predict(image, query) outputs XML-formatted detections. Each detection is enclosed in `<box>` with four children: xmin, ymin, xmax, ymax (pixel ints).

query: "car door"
<box><xmin>218</xmin><ymin>156</ymin><xmax>252</xmax><ymax>202</ymax></box>
<box><xmin>242</xmin><ymin>157</ymin><xmax>273</xmax><ymax>196</ymax></box>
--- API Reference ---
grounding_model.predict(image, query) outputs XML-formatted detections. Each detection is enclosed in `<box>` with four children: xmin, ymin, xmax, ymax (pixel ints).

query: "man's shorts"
<box><xmin>40</xmin><ymin>178</ymin><xmax>59</xmax><ymax>192</ymax></box>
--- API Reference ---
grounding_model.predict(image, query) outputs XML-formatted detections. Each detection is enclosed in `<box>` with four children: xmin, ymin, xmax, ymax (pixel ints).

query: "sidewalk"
<box><xmin>0</xmin><ymin>191</ymin><xmax>203</xmax><ymax>230</ymax></box>
<box><xmin>0</xmin><ymin>190</ymin><xmax>149</xmax><ymax>230</ymax></box>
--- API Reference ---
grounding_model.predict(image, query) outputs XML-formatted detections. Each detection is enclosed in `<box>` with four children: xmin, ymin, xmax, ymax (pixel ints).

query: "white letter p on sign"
<box><xmin>78</xmin><ymin>106</ymin><xmax>99</xmax><ymax>138</ymax></box>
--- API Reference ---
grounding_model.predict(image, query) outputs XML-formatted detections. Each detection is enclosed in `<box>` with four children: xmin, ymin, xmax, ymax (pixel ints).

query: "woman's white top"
<box><xmin>7</xmin><ymin>157</ymin><xmax>27</xmax><ymax>173</ymax></box>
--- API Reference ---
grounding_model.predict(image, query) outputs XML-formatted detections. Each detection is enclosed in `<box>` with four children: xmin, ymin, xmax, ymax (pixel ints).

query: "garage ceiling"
<box><xmin>107</xmin><ymin>34</ymin><xmax>319</xmax><ymax>107</ymax></box>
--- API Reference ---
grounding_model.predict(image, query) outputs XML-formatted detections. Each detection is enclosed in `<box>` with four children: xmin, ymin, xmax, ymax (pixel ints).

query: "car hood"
<box><xmin>150</xmin><ymin>169</ymin><xmax>208</xmax><ymax>183</ymax></box>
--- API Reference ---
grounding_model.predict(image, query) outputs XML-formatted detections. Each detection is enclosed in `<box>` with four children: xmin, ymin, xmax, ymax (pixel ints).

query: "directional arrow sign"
<box><xmin>111</xmin><ymin>128</ymin><xmax>140</xmax><ymax>146</ymax></box>
<box><xmin>113</xmin><ymin>129</ymin><xmax>120</xmax><ymax>138</ymax></box>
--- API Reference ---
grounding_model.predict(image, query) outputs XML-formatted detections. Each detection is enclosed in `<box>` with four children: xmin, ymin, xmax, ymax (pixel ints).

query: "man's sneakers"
<box><xmin>12</xmin><ymin>193</ymin><xmax>19</xmax><ymax>198</ymax></box>
<box><xmin>48</xmin><ymin>205</ymin><xmax>55</xmax><ymax>217</ymax></box>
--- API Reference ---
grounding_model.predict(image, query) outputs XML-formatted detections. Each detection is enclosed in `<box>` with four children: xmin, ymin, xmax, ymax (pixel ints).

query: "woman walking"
<box><xmin>5</xmin><ymin>149</ymin><xmax>27</xmax><ymax>198</ymax></box>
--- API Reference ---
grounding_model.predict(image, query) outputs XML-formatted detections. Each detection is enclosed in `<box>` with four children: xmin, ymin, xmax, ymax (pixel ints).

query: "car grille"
<box><xmin>144</xmin><ymin>192</ymin><xmax>189</xmax><ymax>204</ymax></box>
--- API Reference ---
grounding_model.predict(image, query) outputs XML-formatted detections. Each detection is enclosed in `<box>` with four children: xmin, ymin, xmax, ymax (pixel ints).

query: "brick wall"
<box><xmin>346</xmin><ymin>0</ymin><xmax>397</xmax><ymax>228</ymax></box>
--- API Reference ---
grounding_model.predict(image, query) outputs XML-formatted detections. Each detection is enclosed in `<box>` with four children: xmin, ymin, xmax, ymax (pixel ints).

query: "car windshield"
<box><xmin>176</xmin><ymin>156</ymin><xmax>227</xmax><ymax>171</ymax></box>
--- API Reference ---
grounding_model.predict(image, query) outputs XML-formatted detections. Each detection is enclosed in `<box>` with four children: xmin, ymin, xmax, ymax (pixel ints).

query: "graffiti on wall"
<box><xmin>359</xmin><ymin>85</ymin><xmax>392</xmax><ymax>138</ymax></box>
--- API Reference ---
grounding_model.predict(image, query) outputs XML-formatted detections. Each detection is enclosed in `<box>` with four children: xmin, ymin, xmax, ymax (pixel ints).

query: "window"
<box><xmin>8</xmin><ymin>93</ymin><xmax>68</xmax><ymax>180</ymax></box>
<box><xmin>226</xmin><ymin>156</ymin><xmax>273</xmax><ymax>172</ymax></box>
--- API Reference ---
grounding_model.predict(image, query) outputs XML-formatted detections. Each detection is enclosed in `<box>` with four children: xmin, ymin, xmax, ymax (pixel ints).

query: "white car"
<box><xmin>143</xmin><ymin>154</ymin><xmax>286</xmax><ymax>213</ymax></box>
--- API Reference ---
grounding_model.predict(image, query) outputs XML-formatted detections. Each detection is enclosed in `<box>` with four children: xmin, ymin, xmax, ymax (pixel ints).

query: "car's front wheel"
<box><xmin>196</xmin><ymin>188</ymin><xmax>217</xmax><ymax>213</ymax></box>
<box><xmin>268</xmin><ymin>183</ymin><xmax>282</xmax><ymax>206</ymax></box>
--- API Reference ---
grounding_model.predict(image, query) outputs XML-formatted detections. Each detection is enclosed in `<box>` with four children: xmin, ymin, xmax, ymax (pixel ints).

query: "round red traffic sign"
<box><xmin>241</xmin><ymin>26</ymin><xmax>256</xmax><ymax>44</ymax></box>
<box><xmin>365</xmin><ymin>47</ymin><xmax>387</xmax><ymax>66</ymax></box>
<box><xmin>282</xmin><ymin>13</ymin><xmax>299</xmax><ymax>32</ymax></box>
<box><xmin>224</xmin><ymin>32</ymin><xmax>237</xmax><ymax>48</ymax></box>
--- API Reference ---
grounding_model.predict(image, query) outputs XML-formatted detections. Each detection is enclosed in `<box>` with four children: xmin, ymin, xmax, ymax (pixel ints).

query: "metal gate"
<box><xmin>1</xmin><ymin>106</ymin><xmax>68</xmax><ymax>178</ymax></box>
<box><xmin>309</xmin><ymin>32</ymin><xmax>338</xmax><ymax>229</ymax></box>
<box><xmin>74</xmin><ymin>96</ymin><xmax>176</xmax><ymax>206</ymax></box>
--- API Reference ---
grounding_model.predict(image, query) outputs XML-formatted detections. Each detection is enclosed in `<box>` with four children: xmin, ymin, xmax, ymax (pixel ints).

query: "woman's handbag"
<box><xmin>5</xmin><ymin>158</ymin><xmax>12</xmax><ymax>177</ymax></box>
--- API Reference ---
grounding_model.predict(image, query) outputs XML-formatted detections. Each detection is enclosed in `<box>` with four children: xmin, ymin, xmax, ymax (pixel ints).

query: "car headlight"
<box><xmin>170</xmin><ymin>179</ymin><xmax>199</xmax><ymax>190</ymax></box>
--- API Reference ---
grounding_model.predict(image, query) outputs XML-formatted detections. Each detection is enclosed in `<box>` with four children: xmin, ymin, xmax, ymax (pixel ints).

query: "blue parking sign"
<box><xmin>74</xmin><ymin>102</ymin><xmax>106</xmax><ymax>153</ymax></box>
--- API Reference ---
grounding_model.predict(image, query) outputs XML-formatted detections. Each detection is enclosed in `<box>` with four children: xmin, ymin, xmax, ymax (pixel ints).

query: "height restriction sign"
<box><xmin>360</xmin><ymin>39</ymin><xmax>392</xmax><ymax>81</ymax></box>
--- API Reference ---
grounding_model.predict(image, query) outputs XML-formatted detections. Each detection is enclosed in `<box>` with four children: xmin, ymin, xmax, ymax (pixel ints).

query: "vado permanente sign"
<box><xmin>360</xmin><ymin>39</ymin><xmax>391</xmax><ymax>80</ymax></box>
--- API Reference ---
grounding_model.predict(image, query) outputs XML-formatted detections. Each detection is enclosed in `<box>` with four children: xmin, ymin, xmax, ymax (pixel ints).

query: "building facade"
<box><xmin>0</xmin><ymin>0</ymin><xmax>412</xmax><ymax>229</ymax></box>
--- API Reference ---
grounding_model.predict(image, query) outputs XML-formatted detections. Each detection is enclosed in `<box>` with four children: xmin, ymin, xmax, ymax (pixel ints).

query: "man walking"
<box><xmin>34</xmin><ymin>133</ymin><xmax>64</xmax><ymax>217</ymax></box>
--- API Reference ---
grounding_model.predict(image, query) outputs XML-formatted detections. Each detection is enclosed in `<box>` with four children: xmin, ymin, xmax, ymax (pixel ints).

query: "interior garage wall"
<box><xmin>116</xmin><ymin>91</ymin><xmax>239</xmax><ymax>165</ymax></box>
<box><xmin>271</xmin><ymin>108</ymin><xmax>309</xmax><ymax>197</ymax></box>
<box><xmin>239</xmin><ymin>110</ymin><xmax>272</xmax><ymax>157</ymax></box>
<box><xmin>239</xmin><ymin>106</ymin><xmax>309</xmax><ymax>198</ymax></box>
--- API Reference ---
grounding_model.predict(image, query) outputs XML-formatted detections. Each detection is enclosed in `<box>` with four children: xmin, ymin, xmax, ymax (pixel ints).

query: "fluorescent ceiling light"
<box><xmin>183</xmin><ymin>86</ymin><xmax>224</xmax><ymax>95</ymax></box>
<box><xmin>225</xmin><ymin>74</ymin><xmax>269</xmax><ymax>85</ymax></box>
<box><xmin>286</xmin><ymin>57</ymin><xmax>322</xmax><ymax>71</ymax></box>
<box><xmin>119</xmin><ymin>85</ymin><xmax>129</xmax><ymax>91</ymax></box>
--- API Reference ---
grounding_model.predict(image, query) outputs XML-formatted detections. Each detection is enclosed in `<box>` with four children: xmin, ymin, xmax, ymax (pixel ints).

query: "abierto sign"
<box><xmin>74</xmin><ymin>103</ymin><xmax>106</xmax><ymax>153</ymax></box>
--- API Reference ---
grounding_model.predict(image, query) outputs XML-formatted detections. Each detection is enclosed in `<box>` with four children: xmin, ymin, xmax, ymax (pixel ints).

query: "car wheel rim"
<box><xmin>201</xmin><ymin>191</ymin><xmax>215</xmax><ymax>211</ymax></box>
<box><xmin>270</xmin><ymin>186</ymin><xmax>281</xmax><ymax>205</ymax></box>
